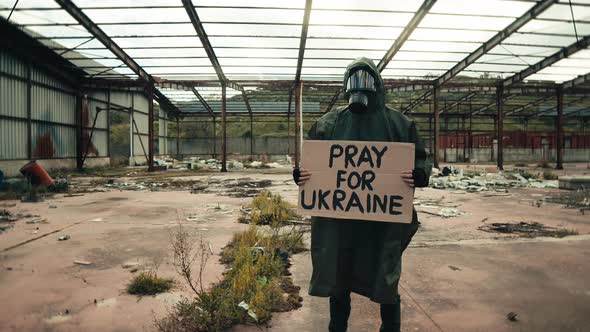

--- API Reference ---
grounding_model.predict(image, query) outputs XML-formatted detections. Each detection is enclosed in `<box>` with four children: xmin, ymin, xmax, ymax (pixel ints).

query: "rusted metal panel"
<box><xmin>31</xmin><ymin>123</ymin><xmax>76</xmax><ymax>158</ymax></box>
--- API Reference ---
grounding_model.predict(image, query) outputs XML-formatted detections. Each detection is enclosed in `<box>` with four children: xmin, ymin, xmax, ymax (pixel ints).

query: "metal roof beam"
<box><xmin>440</xmin><ymin>92</ymin><xmax>477</xmax><ymax>114</ymax></box>
<box><xmin>471</xmin><ymin>95</ymin><xmax>516</xmax><ymax>116</ymax></box>
<box><xmin>190</xmin><ymin>88</ymin><xmax>216</xmax><ymax>118</ymax></box>
<box><xmin>434</xmin><ymin>0</ymin><xmax>557</xmax><ymax>87</ymax></box>
<box><xmin>532</xmin><ymin>95</ymin><xmax>590</xmax><ymax>116</ymax></box>
<box><xmin>325</xmin><ymin>88</ymin><xmax>342</xmax><ymax>113</ymax></box>
<box><xmin>55</xmin><ymin>0</ymin><xmax>180</xmax><ymax>116</ymax></box>
<box><xmin>55</xmin><ymin>0</ymin><xmax>151</xmax><ymax>84</ymax></box>
<box><xmin>505</xmin><ymin>95</ymin><xmax>554</xmax><ymax>116</ymax></box>
<box><xmin>181</xmin><ymin>0</ymin><xmax>225</xmax><ymax>82</ymax></box>
<box><xmin>561</xmin><ymin>72</ymin><xmax>590</xmax><ymax>90</ymax></box>
<box><xmin>503</xmin><ymin>34</ymin><xmax>590</xmax><ymax>87</ymax></box>
<box><xmin>403</xmin><ymin>90</ymin><xmax>433</xmax><ymax>113</ymax></box>
<box><xmin>181</xmin><ymin>0</ymin><xmax>248</xmax><ymax>95</ymax></box>
<box><xmin>239</xmin><ymin>86</ymin><xmax>253</xmax><ymax>116</ymax></box>
<box><xmin>377</xmin><ymin>0</ymin><xmax>436</xmax><ymax>72</ymax></box>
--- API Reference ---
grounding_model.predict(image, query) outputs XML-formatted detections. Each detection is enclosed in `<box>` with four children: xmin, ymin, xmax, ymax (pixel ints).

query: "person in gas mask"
<box><xmin>293</xmin><ymin>57</ymin><xmax>431</xmax><ymax>332</ymax></box>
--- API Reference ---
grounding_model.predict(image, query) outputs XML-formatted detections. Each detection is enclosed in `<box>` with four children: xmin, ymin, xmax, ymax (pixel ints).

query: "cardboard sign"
<box><xmin>298</xmin><ymin>140</ymin><xmax>415</xmax><ymax>223</ymax></box>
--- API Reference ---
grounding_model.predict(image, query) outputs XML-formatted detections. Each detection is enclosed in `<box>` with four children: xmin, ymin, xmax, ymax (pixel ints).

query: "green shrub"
<box><xmin>517</xmin><ymin>169</ymin><xmax>538</xmax><ymax>180</ymax></box>
<box><xmin>543</xmin><ymin>170</ymin><xmax>558</xmax><ymax>180</ymax></box>
<box><xmin>127</xmin><ymin>272</ymin><xmax>173</xmax><ymax>295</ymax></box>
<box><xmin>241</xmin><ymin>191</ymin><xmax>298</xmax><ymax>226</ymax></box>
<box><xmin>538</xmin><ymin>161</ymin><xmax>551</xmax><ymax>168</ymax></box>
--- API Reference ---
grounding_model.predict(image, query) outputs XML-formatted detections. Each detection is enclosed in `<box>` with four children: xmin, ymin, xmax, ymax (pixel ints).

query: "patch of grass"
<box><xmin>127</xmin><ymin>272</ymin><xmax>173</xmax><ymax>295</ymax></box>
<box><xmin>547</xmin><ymin>188</ymin><xmax>590</xmax><ymax>214</ymax></box>
<box><xmin>517</xmin><ymin>169</ymin><xmax>538</xmax><ymax>180</ymax></box>
<box><xmin>543</xmin><ymin>170</ymin><xmax>558</xmax><ymax>180</ymax></box>
<box><xmin>552</xmin><ymin>228</ymin><xmax>579</xmax><ymax>238</ymax></box>
<box><xmin>239</xmin><ymin>191</ymin><xmax>299</xmax><ymax>226</ymax></box>
<box><xmin>156</xmin><ymin>205</ymin><xmax>304</xmax><ymax>332</ymax></box>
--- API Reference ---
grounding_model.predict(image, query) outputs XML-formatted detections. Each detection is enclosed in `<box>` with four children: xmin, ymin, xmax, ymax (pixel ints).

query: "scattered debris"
<box><xmin>238</xmin><ymin>301</ymin><xmax>259</xmax><ymax>322</ymax></box>
<box><xmin>479</xmin><ymin>222</ymin><xmax>578</xmax><ymax>238</ymax></box>
<box><xmin>122</xmin><ymin>262</ymin><xmax>141</xmax><ymax>269</ymax></box>
<box><xmin>49</xmin><ymin>205</ymin><xmax>57</xmax><ymax>209</ymax></box>
<box><xmin>58</xmin><ymin>235</ymin><xmax>70</xmax><ymax>241</ymax></box>
<box><xmin>74</xmin><ymin>260</ymin><xmax>92</xmax><ymax>266</ymax></box>
<box><xmin>26</xmin><ymin>217</ymin><xmax>46</xmax><ymax>224</ymax></box>
<box><xmin>418</xmin><ymin>207</ymin><xmax>465</xmax><ymax>218</ymax></box>
<box><xmin>507</xmin><ymin>312</ymin><xmax>519</xmax><ymax>322</ymax></box>
<box><xmin>448</xmin><ymin>265</ymin><xmax>461</xmax><ymax>271</ymax></box>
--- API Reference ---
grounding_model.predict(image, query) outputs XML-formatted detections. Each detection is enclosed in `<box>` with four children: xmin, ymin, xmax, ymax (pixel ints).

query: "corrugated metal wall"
<box><xmin>0</xmin><ymin>49</ymin><xmax>113</xmax><ymax>161</ymax></box>
<box><xmin>0</xmin><ymin>49</ymin><xmax>28</xmax><ymax>160</ymax></box>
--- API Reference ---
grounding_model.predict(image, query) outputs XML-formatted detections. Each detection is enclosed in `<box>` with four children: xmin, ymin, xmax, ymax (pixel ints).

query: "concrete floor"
<box><xmin>1</xmin><ymin>167</ymin><xmax>589</xmax><ymax>331</ymax></box>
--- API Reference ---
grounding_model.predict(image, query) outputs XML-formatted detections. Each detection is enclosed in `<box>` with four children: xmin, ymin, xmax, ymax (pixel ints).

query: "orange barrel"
<box><xmin>20</xmin><ymin>160</ymin><xmax>54</xmax><ymax>187</ymax></box>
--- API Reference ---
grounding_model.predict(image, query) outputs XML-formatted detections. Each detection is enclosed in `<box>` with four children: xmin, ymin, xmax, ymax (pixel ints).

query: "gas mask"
<box><xmin>345</xmin><ymin>69</ymin><xmax>376</xmax><ymax>113</ymax></box>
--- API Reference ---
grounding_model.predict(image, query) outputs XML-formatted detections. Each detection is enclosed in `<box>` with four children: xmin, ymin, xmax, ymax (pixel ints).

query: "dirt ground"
<box><xmin>0</xmin><ymin>164</ymin><xmax>589</xmax><ymax>331</ymax></box>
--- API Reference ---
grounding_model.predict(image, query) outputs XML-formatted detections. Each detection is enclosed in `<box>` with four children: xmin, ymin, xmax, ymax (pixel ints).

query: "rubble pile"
<box><xmin>102</xmin><ymin>176</ymin><xmax>274</xmax><ymax>198</ymax></box>
<box><xmin>430</xmin><ymin>167</ymin><xmax>558</xmax><ymax>193</ymax></box>
<box><xmin>153</xmin><ymin>156</ymin><xmax>291</xmax><ymax>171</ymax></box>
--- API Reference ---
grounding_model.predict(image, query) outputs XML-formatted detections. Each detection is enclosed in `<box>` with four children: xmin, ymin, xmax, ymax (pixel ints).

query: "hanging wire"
<box><xmin>568</xmin><ymin>0</ymin><xmax>579</xmax><ymax>42</ymax></box>
<box><xmin>7</xmin><ymin>0</ymin><xmax>19</xmax><ymax>21</ymax></box>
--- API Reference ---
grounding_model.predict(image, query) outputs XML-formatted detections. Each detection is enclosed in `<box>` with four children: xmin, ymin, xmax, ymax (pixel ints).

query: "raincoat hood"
<box><xmin>343</xmin><ymin>57</ymin><xmax>385</xmax><ymax>111</ymax></box>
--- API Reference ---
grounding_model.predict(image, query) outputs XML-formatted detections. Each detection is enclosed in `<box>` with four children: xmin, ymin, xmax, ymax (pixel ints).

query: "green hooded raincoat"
<box><xmin>307</xmin><ymin>58</ymin><xmax>431</xmax><ymax>304</ymax></box>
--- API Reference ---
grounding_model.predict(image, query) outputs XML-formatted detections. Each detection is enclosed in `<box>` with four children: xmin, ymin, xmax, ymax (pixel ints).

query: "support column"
<box><xmin>129</xmin><ymin>94</ymin><xmax>135</xmax><ymax>166</ymax></box>
<box><xmin>221</xmin><ymin>82</ymin><xmax>227</xmax><ymax>172</ymax></box>
<box><xmin>492</xmin><ymin>115</ymin><xmax>497</xmax><ymax>162</ymax></box>
<box><xmin>556</xmin><ymin>87</ymin><xmax>564</xmax><ymax>170</ymax></box>
<box><xmin>428</xmin><ymin>100</ymin><xmax>433</xmax><ymax>155</ymax></box>
<box><xmin>496</xmin><ymin>85</ymin><xmax>504</xmax><ymax>170</ymax></box>
<box><xmin>468</xmin><ymin>112</ymin><xmax>473</xmax><ymax>161</ymax></box>
<box><xmin>294</xmin><ymin>81</ymin><xmax>302</xmax><ymax>168</ymax></box>
<box><xmin>287</xmin><ymin>109</ymin><xmax>291</xmax><ymax>155</ymax></box>
<box><xmin>75</xmin><ymin>92</ymin><xmax>83</xmax><ymax>170</ymax></box>
<box><xmin>176</xmin><ymin>117</ymin><xmax>180</xmax><ymax>158</ymax></box>
<box><xmin>212</xmin><ymin>117</ymin><xmax>217</xmax><ymax>159</ymax></box>
<box><xmin>249</xmin><ymin>113</ymin><xmax>254</xmax><ymax>161</ymax></box>
<box><xmin>443</xmin><ymin>116</ymin><xmax>448</xmax><ymax>162</ymax></box>
<box><xmin>462</xmin><ymin>116</ymin><xmax>466</xmax><ymax>162</ymax></box>
<box><xmin>147</xmin><ymin>85</ymin><xmax>155</xmax><ymax>172</ymax></box>
<box><xmin>433</xmin><ymin>86</ymin><xmax>440</xmax><ymax>169</ymax></box>
<box><xmin>26</xmin><ymin>63</ymin><xmax>32</xmax><ymax>160</ymax></box>
<box><xmin>106</xmin><ymin>88</ymin><xmax>111</xmax><ymax>158</ymax></box>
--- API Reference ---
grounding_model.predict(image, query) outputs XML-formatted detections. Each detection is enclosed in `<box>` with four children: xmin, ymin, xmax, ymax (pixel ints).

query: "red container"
<box><xmin>20</xmin><ymin>160</ymin><xmax>54</xmax><ymax>187</ymax></box>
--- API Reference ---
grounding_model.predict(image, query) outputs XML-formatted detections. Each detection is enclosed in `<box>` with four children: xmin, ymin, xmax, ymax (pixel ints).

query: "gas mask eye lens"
<box><xmin>345</xmin><ymin>70</ymin><xmax>376</xmax><ymax>93</ymax></box>
<box><xmin>346</xmin><ymin>69</ymin><xmax>376</xmax><ymax>113</ymax></box>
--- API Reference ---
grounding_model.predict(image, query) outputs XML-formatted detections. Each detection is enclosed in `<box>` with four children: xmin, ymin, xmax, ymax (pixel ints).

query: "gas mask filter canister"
<box><xmin>345</xmin><ymin>69</ymin><xmax>376</xmax><ymax>113</ymax></box>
